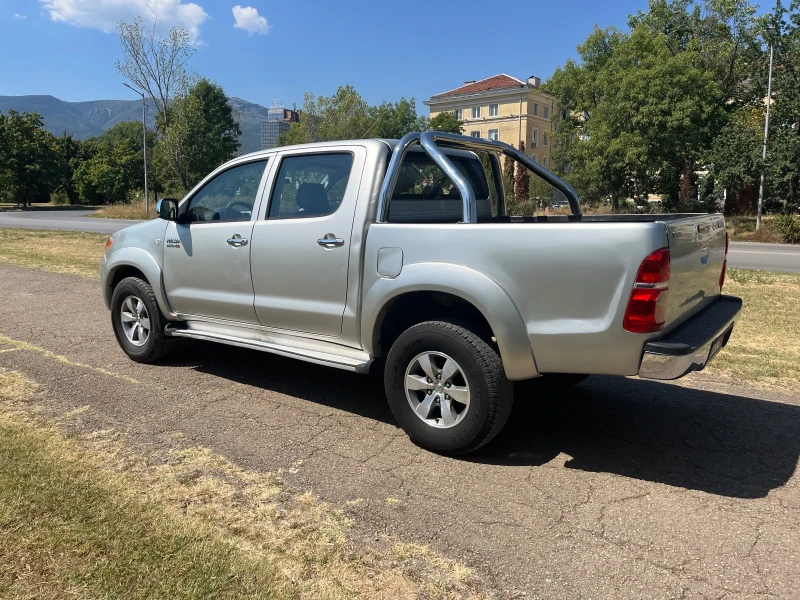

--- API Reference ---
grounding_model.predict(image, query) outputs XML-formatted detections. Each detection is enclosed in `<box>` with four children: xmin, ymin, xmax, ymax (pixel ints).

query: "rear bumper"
<box><xmin>638</xmin><ymin>295</ymin><xmax>743</xmax><ymax>380</ymax></box>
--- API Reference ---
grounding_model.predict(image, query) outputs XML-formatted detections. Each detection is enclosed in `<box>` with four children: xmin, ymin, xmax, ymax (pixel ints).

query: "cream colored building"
<box><xmin>424</xmin><ymin>74</ymin><xmax>557</xmax><ymax>167</ymax></box>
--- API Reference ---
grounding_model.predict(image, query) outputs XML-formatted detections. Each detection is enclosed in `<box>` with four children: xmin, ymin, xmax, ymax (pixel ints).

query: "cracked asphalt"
<box><xmin>1</xmin><ymin>263</ymin><xmax>799</xmax><ymax>599</ymax></box>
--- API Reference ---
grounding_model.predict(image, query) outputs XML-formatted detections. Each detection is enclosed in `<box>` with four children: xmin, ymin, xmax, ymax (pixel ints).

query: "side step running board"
<box><xmin>164</xmin><ymin>325</ymin><xmax>372</xmax><ymax>373</ymax></box>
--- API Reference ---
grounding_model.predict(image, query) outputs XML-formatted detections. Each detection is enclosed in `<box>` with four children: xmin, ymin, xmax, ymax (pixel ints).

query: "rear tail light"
<box><xmin>623</xmin><ymin>248</ymin><xmax>670</xmax><ymax>333</ymax></box>
<box><xmin>719</xmin><ymin>232</ymin><xmax>728</xmax><ymax>290</ymax></box>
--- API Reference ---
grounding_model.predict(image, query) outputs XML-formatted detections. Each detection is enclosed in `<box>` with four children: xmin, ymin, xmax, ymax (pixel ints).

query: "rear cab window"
<box><xmin>387</xmin><ymin>151</ymin><xmax>497</xmax><ymax>223</ymax></box>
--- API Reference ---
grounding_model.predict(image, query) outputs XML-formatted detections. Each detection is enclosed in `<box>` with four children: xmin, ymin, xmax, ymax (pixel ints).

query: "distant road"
<box><xmin>1</xmin><ymin>211</ymin><xmax>799</xmax><ymax>272</ymax></box>
<box><xmin>728</xmin><ymin>242</ymin><xmax>800</xmax><ymax>273</ymax></box>
<box><xmin>0</xmin><ymin>210</ymin><xmax>140</xmax><ymax>234</ymax></box>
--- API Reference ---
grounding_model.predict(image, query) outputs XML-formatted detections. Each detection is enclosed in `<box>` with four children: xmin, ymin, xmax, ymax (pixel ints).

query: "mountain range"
<box><xmin>0</xmin><ymin>95</ymin><xmax>272</xmax><ymax>155</ymax></box>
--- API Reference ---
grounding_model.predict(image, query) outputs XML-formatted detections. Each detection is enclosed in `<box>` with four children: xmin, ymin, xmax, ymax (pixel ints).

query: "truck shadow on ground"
<box><xmin>172</xmin><ymin>341</ymin><xmax>800</xmax><ymax>500</ymax></box>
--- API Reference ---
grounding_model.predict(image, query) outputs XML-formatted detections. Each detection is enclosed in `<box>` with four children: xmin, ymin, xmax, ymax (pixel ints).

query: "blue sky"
<box><xmin>0</xmin><ymin>0</ymin><xmax>703</xmax><ymax>109</ymax></box>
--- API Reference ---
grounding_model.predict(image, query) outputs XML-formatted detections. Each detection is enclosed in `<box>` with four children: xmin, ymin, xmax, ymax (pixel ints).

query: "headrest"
<box><xmin>296</xmin><ymin>183</ymin><xmax>329</xmax><ymax>216</ymax></box>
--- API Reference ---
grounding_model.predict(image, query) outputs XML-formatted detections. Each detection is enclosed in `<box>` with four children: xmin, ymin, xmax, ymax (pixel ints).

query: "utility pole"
<box><xmin>123</xmin><ymin>82</ymin><xmax>148</xmax><ymax>215</ymax></box>
<box><xmin>756</xmin><ymin>40</ymin><xmax>775</xmax><ymax>231</ymax></box>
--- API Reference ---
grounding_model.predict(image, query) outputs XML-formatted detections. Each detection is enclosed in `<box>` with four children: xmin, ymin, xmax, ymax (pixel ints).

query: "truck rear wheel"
<box><xmin>384</xmin><ymin>321</ymin><xmax>513</xmax><ymax>455</ymax></box>
<box><xmin>111</xmin><ymin>276</ymin><xmax>175</xmax><ymax>363</ymax></box>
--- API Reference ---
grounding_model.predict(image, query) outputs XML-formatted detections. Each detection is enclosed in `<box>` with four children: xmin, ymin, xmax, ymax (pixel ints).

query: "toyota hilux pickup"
<box><xmin>100</xmin><ymin>131</ymin><xmax>742</xmax><ymax>454</ymax></box>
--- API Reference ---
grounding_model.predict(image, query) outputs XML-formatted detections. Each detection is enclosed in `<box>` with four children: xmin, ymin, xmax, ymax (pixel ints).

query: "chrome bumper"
<box><xmin>638</xmin><ymin>295</ymin><xmax>743</xmax><ymax>381</ymax></box>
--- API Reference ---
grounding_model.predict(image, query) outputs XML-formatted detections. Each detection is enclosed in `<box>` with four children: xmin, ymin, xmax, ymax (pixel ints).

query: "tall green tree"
<box><xmin>156</xmin><ymin>78</ymin><xmax>241</xmax><ymax>193</ymax></box>
<box><xmin>281</xmin><ymin>86</ymin><xmax>372</xmax><ymax>145</ymax></box>
<box><xmin>52</xmin><ymin>133</ymin><xmax>82</xmax><ymax>205</ymax></box>
<box><xmin>429</xmin><ymin>111</ymin><xmax>463</xmax><ymax>134</ymax></box>
<box><xmin>279</xmin><ymin>87</ymin><xmax>429</xmax><ymax>145</ymax></box>
<box><xmin>367</xmin><ymin>98</ymin><xmax>428</xmax><ymax>138</ymax></box>
<box><xmin>0</xmin><ymin>110</ymin><xmax>57</xmax><ymax>206</ymax></box>
<box><xmin>547</xmin><ymin>0</ymin><xmax>760</xmax><ymax>210</ymax></box>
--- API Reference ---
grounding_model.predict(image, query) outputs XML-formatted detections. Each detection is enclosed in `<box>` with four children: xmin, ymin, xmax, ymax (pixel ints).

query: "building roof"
<box><xmin>430</xmin><ymin>74</ymin><xmax>527</xmax><ymax>100</ymax></box>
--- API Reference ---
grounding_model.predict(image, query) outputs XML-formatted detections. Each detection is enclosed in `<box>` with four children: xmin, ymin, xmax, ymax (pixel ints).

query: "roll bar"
<box><xmin>376</xmin><ymin>131</ymin><xmax>581</xmax><ymax>223</ymax></box>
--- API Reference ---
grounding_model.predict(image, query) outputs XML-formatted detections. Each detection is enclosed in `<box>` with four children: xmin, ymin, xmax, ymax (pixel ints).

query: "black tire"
<box><xmin>110</xmin><ymin>276</ymin><xmax>176</xmax><ymax>363</ymax></box>
<box><xmin>384</xmin><ymin>321</ymin><xmax>513</xmax><ymax>455</ymax></box>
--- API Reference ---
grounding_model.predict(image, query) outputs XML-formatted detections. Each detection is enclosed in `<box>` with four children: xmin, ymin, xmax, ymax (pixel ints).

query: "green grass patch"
<box><xmin>0</xmin><ymin>378</ymin><xmax>283</xmax><ymax>599</ymax></box>
<box><xmin>0</xmin><ymin>228</ymin><xmax>107</xmax><ymax>278</ymax></box>
<box><xmin>708</xmin><ymin>270</ymin><xmax>800</xmax><ymax>385</ymax></box>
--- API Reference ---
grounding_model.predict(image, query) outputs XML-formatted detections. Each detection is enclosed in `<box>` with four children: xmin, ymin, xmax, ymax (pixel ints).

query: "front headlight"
<box><xmin>105</xmin><ymin>237</ymin><xmax>114</xmax><ymax>253</ymax></box>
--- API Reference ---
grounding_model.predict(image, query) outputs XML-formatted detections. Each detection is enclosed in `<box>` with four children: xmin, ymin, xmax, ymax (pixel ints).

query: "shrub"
<box><xmin>774</xmin><ymin>213</ymin><xmax>800</xmax><ymax>244</ymax></box>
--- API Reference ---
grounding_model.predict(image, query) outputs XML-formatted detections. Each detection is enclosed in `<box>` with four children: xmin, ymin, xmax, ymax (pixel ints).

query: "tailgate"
<box><xmin>664</xmin><ymin>214</ymin><xmax>727</xmax><ymax>329</ymax></box>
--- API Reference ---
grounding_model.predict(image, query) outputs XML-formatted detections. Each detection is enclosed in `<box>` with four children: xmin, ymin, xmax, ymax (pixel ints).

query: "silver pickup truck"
<box><xmin>100</xmin><ymin>132</ymin><xmax>742</xmax><ymax>454</ymax></box>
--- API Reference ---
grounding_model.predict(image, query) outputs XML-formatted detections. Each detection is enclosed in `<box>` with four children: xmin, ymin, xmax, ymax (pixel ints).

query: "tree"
<box><xmin>547</xmin><ymin>0</ymin><xmax>760</xmax><ymax>210</ymax></box>
<box><xmin>515</xmin><ymin>141</ymin><xmax>530</xmax><ymax>202</ymax></box>
<box><xmin>367</xmin><ymin>98</ymin><xmax>428</xmax><ymax>138</ymax></box>
<box><xmin>156</xmin><ymin>78</ymin><xmax>241</xmax><ymax>192</ymax></box>
<box><xmin>52</xmin><ymin>133</ymin><xmax>82</xmax><ymax>205</ymax></box>
<box><xmin>279</xmin><ymin>87</ymin><xmax>430</xmax><ymax>145</ymax></box>
<box><xmin>116</xmin><ymin>17</ymin><xmax>194</xmax><ymax>128</ymax></box>
<box><xmin>429</xmin><ymin>111</ymin><xmax>463</xmax><ymax>134</ymax></box>
<box><xmin>0</xmin><ymin>110</ymin><xmax>57</xmax><ymax>206</ymax></box>
<box><xmin>281</xmin><ymin>86</ymin><xmax>371</xmax><ymax>145</ymax></box>
<box><xmin>73</xmin><ymin>135</ymin><xmax>141</xmax><ymax>204</ymax></box>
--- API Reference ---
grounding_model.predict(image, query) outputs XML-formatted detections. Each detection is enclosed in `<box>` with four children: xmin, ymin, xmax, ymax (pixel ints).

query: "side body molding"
<box><xmin>360</xmin><ymin>262</ymin><xmax>539</xmax><ymax>380</ymax></box>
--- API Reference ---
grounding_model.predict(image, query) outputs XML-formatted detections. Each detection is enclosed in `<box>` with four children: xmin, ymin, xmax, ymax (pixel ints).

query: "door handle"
<box><xmin>317</xmin><ymin>235</ymin><xmax>345</xmax><ymax>247</ymax></box>
<box><xmin>227</xmin><ymin>235</ymin><xmax>249</xmax><ymax>247</ymax></box>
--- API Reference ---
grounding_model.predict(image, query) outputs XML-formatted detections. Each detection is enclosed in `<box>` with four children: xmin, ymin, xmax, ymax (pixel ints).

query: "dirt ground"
<box><xmin>1</xmin><ymin>263</ymin><xmax>799</xmax><ymax>599</ymax></box>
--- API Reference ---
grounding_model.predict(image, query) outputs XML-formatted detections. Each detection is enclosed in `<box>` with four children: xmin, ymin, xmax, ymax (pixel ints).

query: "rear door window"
<box><xmin>267</xmin><ymin>153</ymin><xmax>354</xmax><ymax>219</ymax></box>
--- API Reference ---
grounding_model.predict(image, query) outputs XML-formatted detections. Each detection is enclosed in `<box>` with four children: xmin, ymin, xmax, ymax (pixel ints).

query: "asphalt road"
<box><xmin>727</xmin><ymin>241</ymin><xmax>800</xmax><ymax>273</ymax></box>
<box><xmin>1</xmin><ymin>210</ymin><xmax>800</xmax><ymax>272</ymax></box>
<box><xmin>1</xmin><ymin>262</ymin><xmax>799</xmax><ymax>598</ymax></box>
<box><xmin>0</xmin><ymin>209</ymin><xmax>139</xmax><ymax>234</ymax></box>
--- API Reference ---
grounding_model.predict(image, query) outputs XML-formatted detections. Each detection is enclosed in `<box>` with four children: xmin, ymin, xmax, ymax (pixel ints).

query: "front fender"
<box><xmin>103</xmin><ymin>246</ymin><xmax>173</xmax><ymax>318</ymax></box>
<box><xmin>361</xmin><ymin>262</ymin><xmax>538</xmax><ymax>380</ymax></box>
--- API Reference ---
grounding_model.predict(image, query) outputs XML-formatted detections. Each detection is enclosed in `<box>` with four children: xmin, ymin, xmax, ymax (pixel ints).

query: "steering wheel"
<box><xmin>224</xmin><ymin>200</ymin><xmax>252</xmax><ymax>220</ymax></box>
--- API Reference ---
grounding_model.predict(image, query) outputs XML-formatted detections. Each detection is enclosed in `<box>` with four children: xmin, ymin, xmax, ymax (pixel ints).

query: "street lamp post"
<box><xmin>756</xmin><ymin>40</ymin><xmax>775</xmax><ymax>231</ymax></box>
<box><xmin>123</xmin><ymin>83</ymin><xmax>149</xmax><ymax>216</ymax></box>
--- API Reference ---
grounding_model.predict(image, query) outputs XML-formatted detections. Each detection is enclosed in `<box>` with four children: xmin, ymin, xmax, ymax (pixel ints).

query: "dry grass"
<box><xmin>0</xmin><ymin>370</ymin><xmax>484</xmax><ymax>600</ymax></box>
<box><xmin>707</xmin><ymin>269</ymin><xmax>800</xmax><ymax>386</ymax></box>
<box><xmin>0</xmin><ymin>228</ymin><xmax>107</xmax><ymax>278</ymax></box>
<box><xmin>88</xmin><ymin>203</ymin><xmax>157</xmax><ymax>220</ymax></box>
<box><xmin>726</xmin><ymin>215</ymin><xmax>784</xmax><ymax>243</ymax></box>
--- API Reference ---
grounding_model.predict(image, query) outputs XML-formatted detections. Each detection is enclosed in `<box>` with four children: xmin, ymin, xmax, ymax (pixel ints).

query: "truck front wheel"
<box><xmin>384</xmin><ymin>321</ymin><xmax>513</xmax><ymax>455</ymax></box>
<box><xmin>111</xmin><ymin>276</ymin><xmax>175</xmax><ymax>363</ymax></box>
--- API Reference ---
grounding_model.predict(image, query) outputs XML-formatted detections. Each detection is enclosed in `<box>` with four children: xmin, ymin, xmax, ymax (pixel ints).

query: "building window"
<box><xmin>488</xmin><ymin>129</ymin><xmax>499</xmax><ymax>141</ymax></box>
<box><xmin>543</xmin><ymin>133</ymin><xmax>549</xmax><ymax>146</ymax></box>
<box><xmin>533</xmin><ymin>103</ymin><xmax>539</xmax><ymax>116</ymax></box>
<box><xmin>542</xmin><ymin>156</ymin><xmax>548</xmax><ymax>167</ymax></box>
<box><xmin>489</xmin><ymin>103</ymin><xmax>499</xmax><ymax>117</ymax></box>
<box><xmin>470</xmin><ymin>131</ymin><xmax>481</xmax><ymax>138</ymax></box>
<box><xmin>544</xmin><ymin>106</ymin><xmax>550</xmax><ymax>119</ymax></box>
<box><xmin>532</xmin><ymin>129</ymin><xmax>538</xmax><ymax>147</ymax></box>
<box><xmin>471</xmin><ymin>106</ymin><xmax>481</xmax><ymax>119</ymax></box>
<box><xmin>454</xmin><ymin>108</ymin><xmax>463</xmax><ymax>120</ymax></box>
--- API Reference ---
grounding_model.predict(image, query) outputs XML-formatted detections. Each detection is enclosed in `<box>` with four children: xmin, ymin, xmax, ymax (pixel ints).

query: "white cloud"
<box><xmin>13</xmin><ymin>13</ymin><xmax>28</xmax><ymax>19</ymax></box>
<box><xmin>232</xmin><ymin>5</ymin><xmax>268</xmax><ymax>35</ymax></box>
<box><xmin>39</xmin><ymin>0</ymin><xmax>209</xmax><ymax>42</ymax></box>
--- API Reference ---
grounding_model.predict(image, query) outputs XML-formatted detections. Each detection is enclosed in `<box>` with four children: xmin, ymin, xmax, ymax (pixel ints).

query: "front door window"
<box><xmin>187</xmin><ymin>160</ymin><xmax>268</xmax><ymax>223</ymax></box>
